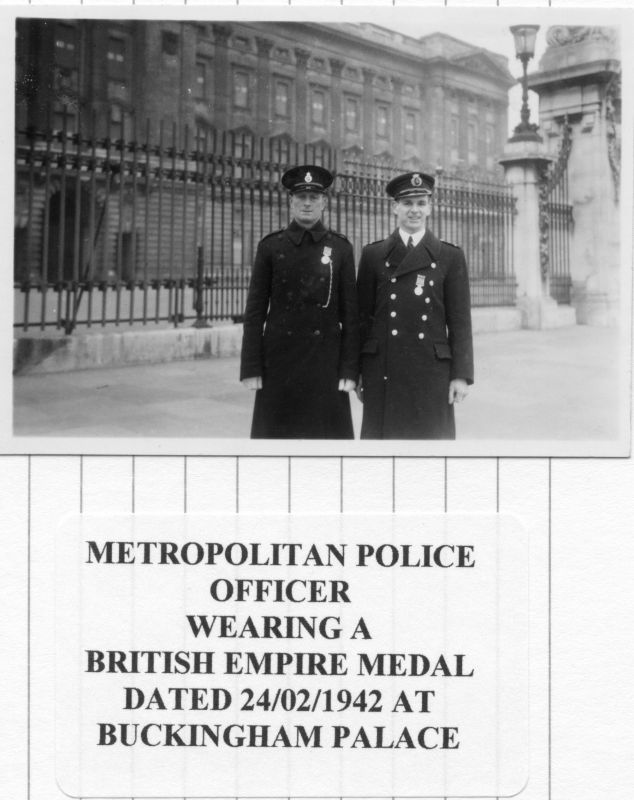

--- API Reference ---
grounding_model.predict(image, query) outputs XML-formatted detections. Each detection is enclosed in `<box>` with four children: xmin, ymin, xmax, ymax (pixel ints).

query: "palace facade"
<box><xmin>16</xmin><ymin>18</ymin><xmax>514</xmax><ymax>177</ymax></box>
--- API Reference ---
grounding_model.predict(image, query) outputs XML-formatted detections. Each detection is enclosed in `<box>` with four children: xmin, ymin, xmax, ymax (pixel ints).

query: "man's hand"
<box><xmin>448</xmin><ymin>378</ymin><xmax>469</xmax><ymax>404</ymax></box>
<box><xmin>338</xmin><ymin>378</ymin><xmax>356</xmax><ymax>393</ymax></box>
<box><xmin>242</xmin><ymin>377</ymin><xmax>262</xmax><ymax>390</ymax></box>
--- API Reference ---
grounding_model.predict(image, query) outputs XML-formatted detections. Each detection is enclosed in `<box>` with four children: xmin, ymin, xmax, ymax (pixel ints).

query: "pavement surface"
<box><xmin>13</xmin><ymin>325</ymin><xmax>630</xmax><ymax>443</ymax></box>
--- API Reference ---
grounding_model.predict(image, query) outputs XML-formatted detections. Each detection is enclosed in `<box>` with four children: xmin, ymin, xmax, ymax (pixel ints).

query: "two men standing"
<box><xmin>240</xmin><ymin>165</ymin><xmax>473</xmax><ymax>440</ymax></box>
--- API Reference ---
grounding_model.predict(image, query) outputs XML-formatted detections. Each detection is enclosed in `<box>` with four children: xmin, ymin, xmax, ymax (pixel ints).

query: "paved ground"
<box><xmin>13</xmin><ymin>325</ymin><xmax>629</xmax><ymax>443</ymax></box>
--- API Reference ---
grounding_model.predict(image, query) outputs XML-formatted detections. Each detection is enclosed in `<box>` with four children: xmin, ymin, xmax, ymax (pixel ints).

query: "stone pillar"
<box><xmin>329</xmin><ymin>58</ymin><xmax>345</xmax><ymax>151</ymax></box>
<box><xmin>528</xmin><ymin>26</ymin><xmax>620</xmax><ymax>326</ymax></box>
<box><xmin>255</xmin><ymin>37</ymin><xmax>273</xmax><ymax>135</ymax></box>
<box><xmin>392</xmin><ymin>77</ymin><xmax>404</xmax><ymax>163</ymax></box>
<box><xmin>361</xmin><ymin>68</ymin><xmax>376</xmax><ymax>157</ymax></box>
<box><xmin>499</xmin><ymin>141</ymin><xmax>573</xmax><ymax>329</ymax></box>
<box><xmin>458</xmin><ymin>92</ymin><xmax>468</xmax><ymax>167</ymax></box>
<box><xmin>211</xmin><ymin>24</ymin><xmax>232</xmax><ymax>131</ymax></box>
<box><xmin>425</xmin><ymin>83</ymin><xmax>443</xmax><ymax>168</ymax></box>
<box><xmin>294</xmin><ymin>48</ymin><xmax>310</xmax><ymax>144</ymax></box>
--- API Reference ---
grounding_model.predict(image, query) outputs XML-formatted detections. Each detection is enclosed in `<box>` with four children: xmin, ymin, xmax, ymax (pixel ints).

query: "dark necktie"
<box><xmin>407</xmin><ymin>236</ymin><xmax>414</xmax><ymax>250</ymax></box>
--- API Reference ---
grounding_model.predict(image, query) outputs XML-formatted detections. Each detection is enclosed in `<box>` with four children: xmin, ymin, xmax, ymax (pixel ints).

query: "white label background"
<box><xmin>55</xmin><ymin>513</ymin><xmax>528</xmax><ymax>798</ymax></box>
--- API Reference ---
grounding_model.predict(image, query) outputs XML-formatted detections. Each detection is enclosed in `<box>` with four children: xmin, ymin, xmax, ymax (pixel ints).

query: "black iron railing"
<box><xmin>15</xmin><ymin>118</ymin><xmax>517</xmax><ymax>332</ymax></box>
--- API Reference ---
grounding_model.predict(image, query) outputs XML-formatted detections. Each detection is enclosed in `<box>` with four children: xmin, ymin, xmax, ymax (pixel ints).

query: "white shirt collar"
<box><xmin>398</xmin><ymin>228</ymin><xmax>425</xmax><ymax>247</ymax></box>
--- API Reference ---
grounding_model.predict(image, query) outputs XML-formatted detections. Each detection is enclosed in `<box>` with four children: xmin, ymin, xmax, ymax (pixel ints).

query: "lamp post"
<box><xmin>509</xmin><ymin>24</ymin><xmax>541</xmax><ymax>142</ymax></box>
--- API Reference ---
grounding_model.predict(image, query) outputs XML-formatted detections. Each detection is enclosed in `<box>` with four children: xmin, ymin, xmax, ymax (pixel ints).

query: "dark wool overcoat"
<box><xmin>240</xmin><ymin>219</ymin><xmax>359</xmax><ymax>439</ymax></box>
<box><xmin>357</xmin><ymin>228</ymin><xmax>474</xmax><ymax>440</ymax></box>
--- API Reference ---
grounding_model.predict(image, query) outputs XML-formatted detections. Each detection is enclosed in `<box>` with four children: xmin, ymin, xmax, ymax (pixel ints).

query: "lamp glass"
<box><xmin>510</xmin><ymin>25</ymin><xmax>540</xmax><ymax>59</ymax></box>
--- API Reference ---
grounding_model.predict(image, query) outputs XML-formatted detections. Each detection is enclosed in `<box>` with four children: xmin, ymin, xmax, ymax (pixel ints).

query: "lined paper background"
<box><xmin>3</xmin><ymin>454</ymin><xmax>633</xmax><ymax>799</ymax></box>
<box><xmin>4</xmin><ymin>2</ymin><xmax>634</xmax><ymax>798</ymax></box>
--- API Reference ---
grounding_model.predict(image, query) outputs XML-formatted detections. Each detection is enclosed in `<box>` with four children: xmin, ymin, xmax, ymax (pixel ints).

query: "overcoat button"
<box><xmin>429</xmin><ymin>280</ymin><xmax>434</xmax><ymax>286</ymax></box>
<box><xmin>425</xmin><ymin>297</ymin><xmax>431</xmax><ymax>304</ymax></box>
<box><xmin>422</xmin><ymin>315</ymin><xmax>428</xmax><ymax>321</ymax></box>
<box><xmin>431</xmin><ymin>262</ymin><xmax>437</xmax><ymax>269</ymax></box>
<box><xmin>314</xmin><ymin>329</ymin><xmax>320</xmax><ymax>335</ymax></box>
<box><xmin>391</xmin><ymin>329</ymin><xmax>398</xmax><ymax>336</ymax></box>
<box><xmin>390</xmin><ymin>278</ymin><xmax>397</xmax><ymax>283</ymax></box>
<box><xmin>418</xmin><ymin>333</ymin><xmax>425</xmax><ymax>339</ymax></box>
<box><xmin>390</xmin><ymin>311</ymin><xmax>396</xmax><ymax>318</ymax></box>
<box><xmin>390</xmin><ymin>293</ymin><xmax>396</xmax><ymax>300</ymax></box>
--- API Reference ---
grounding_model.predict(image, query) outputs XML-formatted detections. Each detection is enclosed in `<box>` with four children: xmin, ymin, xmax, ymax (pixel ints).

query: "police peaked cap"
<box><xmin>281</xmin><ymin>165</ymin><xmax>334</xmax><ymax>194</ymax></box>
<box><xmin>386</xmin><ymin>171</ymin><xmax>435</xmax><ymax>199</ymax></box>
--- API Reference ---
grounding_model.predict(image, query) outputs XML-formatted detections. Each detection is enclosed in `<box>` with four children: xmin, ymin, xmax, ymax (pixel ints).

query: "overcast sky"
<box><xmin>384</xmin><ymin>17</ymin><xmax>548</xmax><ymax>134</ymax></box>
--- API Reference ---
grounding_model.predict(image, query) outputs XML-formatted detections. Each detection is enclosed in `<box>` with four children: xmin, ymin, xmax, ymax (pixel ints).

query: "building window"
<box><xmin>195</xmin><ymin>61</ymin><xmax>207</xmax><ymax>99</ymax></box>
<box><xmin>195</xmin><ymin>123</ymin><xmax>213</xmax><ymax>152</ymax></box>
<box><xmin>376</xmin><ymin>104</ymin><xmax>389</xmax><ymax>139</ymax></box>
<box><xmin>162</xmin><ymin>31</ymin><xmax>179</xmax><ymax>57</ymax></box>
<box><xmin>345</xmin><ymin>97</ymin><xmax>359</xmax><ymax>132</ymax></box>
<box><xmin>55</xmin><ymin>24</ymin><xmax>77</xmax><ymax>54</ymax></box>
<box><xmin>52</xmin><ymin>103</ymin><xmax>78</xmax><ymax>133</ymax></box>
<box><xmin>110</xmin><ymin>104</ymin><xmax>131</xmax><ymax>140</ymax></box>
<box><xmin>108</xmin><ymin>79</ymin><xmax>128</xmax><ymax>103</ymax></box>
<box><xmin>55</xmin><ymin>67</ymin><xmax>79</xmax><ymax>96</ymax></box>
<box><xmin>311</xmin><ymin>89</ymin><xmax>326</xmax><ymax>126</ymax></box>
<box><xmin>107</xmin><ymin>35</ymin><xmax>126</xmax><ymax>63</ymax></box>
<box><xmin>404</xmin><ymin>112</ymin><xmax>417</xmax><ymax>144</ymax></box>
<box><xmin>271</xmin><ymin>136</ymin><xmax>291</xmax><ymax>165</ymax></box>
<box><xmin>274</xmin><ymin>80</ymin><xmax>290</xmax><ymax>117</ymax></box>
<box><xmin>233</xmin><ymin>71</ymin><xmax>250</xmax><ymax>109</ymax></box>
<box><xmin>232</xmin><ymin>133</ymin><xmax>252</xmax><ymax>159</ymax></box>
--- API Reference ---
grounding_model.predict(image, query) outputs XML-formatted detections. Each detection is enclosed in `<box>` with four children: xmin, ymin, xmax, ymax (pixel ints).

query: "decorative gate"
<box><xmin>538</xmin><ymin>120</ymin><xmax>574</xmax><ymax>304</ymax></box>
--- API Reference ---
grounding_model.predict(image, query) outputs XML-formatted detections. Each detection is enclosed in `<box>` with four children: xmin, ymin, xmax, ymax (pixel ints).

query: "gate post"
<box><xmin>500</xmin><ymin>141</ymin><xmax>573</xmax><ymax>328</ymax></box>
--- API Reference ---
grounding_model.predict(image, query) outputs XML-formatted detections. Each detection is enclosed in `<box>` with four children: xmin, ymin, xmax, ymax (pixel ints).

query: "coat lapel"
<box><xmin>393</xmin><ymin>228</ymin><xmax>441</xmax><ymax>277</ymax></box>
<box><xmin>378</xmin><ymin>230</ymin><xmax>402</xmax><ymax>263</ymax></box>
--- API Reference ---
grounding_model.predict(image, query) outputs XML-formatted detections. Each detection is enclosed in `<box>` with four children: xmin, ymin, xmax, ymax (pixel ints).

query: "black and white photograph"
<box><xmin>3</xmin><ymin>7</ymin><xmax>634</xmax><ymax>800</ymax></box>
<box><xmin>9</xmin><ymin>5</ymin><xmax>632</xmax><ymax>454</ymax></box>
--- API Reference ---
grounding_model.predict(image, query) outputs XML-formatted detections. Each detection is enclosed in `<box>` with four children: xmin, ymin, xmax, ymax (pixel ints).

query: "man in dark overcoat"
<box><xmin>240</xmin><ymin>165</ymin><xmax>359</xmax><ymax>439</ymax></box>
<box><xmin>357</xmin><ymin>171</ymin><xmax>474</xmax><ymax>439</ymax></box>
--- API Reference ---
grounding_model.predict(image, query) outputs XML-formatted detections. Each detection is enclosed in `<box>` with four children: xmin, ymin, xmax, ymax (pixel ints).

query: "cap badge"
<box><xmin>305</xmin><ymin>171</ymin><xmax>313</xmax><ymax>183</ymax></box>
<box><xmin>411</xmin><ymin>173</ymin><xmax>423</xmax><ymax>187</ymax></box>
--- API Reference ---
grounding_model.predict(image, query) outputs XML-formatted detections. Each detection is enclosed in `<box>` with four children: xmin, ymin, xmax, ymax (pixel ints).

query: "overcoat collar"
<box><xmin>381</xmin><ymin>228</ymin><xmax>441</xmax><ymax>277</ymax></box>
<box><xmin>285</xmin><ymin>218</ymin><xmax>328</xmax><ymax>245</ymax></box>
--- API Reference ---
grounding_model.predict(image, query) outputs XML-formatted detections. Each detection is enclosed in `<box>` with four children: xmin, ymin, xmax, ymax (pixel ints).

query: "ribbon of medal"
<box><xmin>320</xmin><ymin>246</ymin><xmax>333</xmax><ymax>308</ymax></box>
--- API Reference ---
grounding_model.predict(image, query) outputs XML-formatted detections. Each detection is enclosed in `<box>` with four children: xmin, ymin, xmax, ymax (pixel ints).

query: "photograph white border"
<box><xmin>6</xmin><ymin>3</ymin><xmax>633</xmax><ymax>457</ymax></box>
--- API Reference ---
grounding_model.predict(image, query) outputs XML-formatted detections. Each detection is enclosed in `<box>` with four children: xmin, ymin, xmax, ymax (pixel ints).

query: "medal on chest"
<box><xmin>320</xmin><ymin>246</ymin><xmax>333</xmax><ymax>308</ymax></box>
<box><xmin>414</xmin><ymin>273</ymin><xmax>426</xmax><ymax>296</ymax></box>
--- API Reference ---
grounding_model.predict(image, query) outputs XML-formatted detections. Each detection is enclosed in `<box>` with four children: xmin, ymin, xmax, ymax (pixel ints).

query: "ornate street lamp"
<box><xmin>509</xmin><ymin>24</ymin><xmax>541</xmax><ymax>142</ymax></box>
